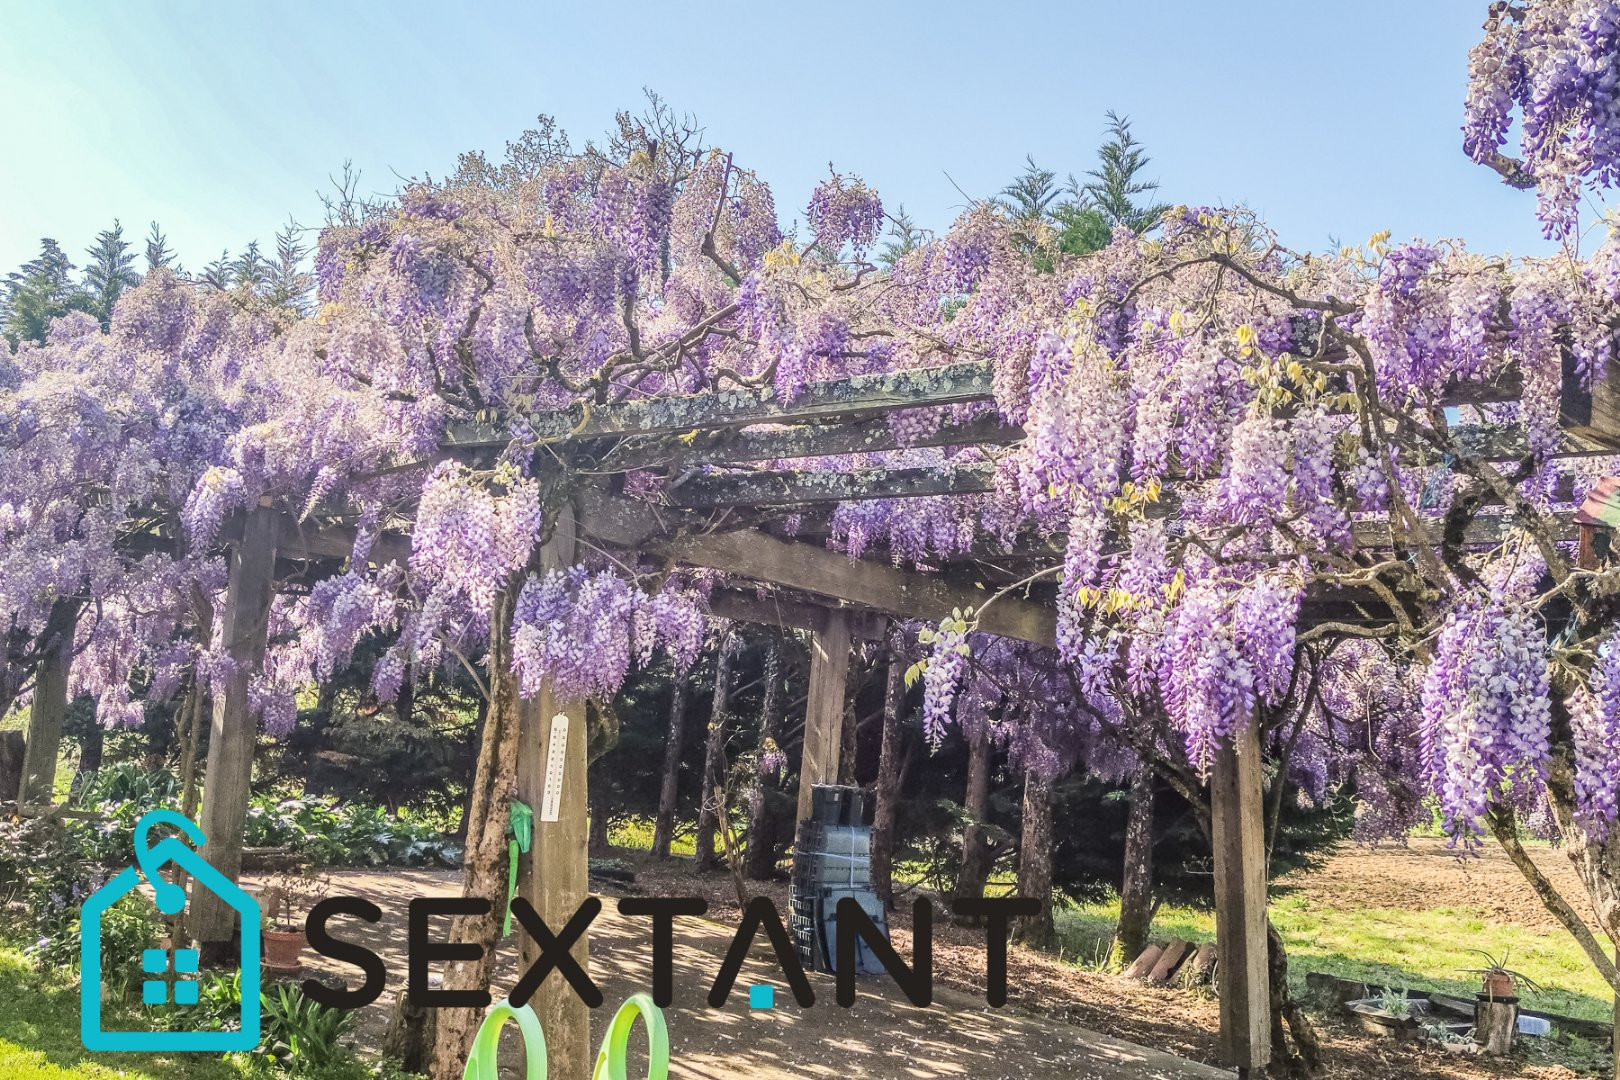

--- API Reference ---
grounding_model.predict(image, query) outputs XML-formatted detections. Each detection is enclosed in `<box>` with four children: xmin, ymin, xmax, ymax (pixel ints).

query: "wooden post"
<box><xmin>795</xmin><ymin>609</ymin><xmax>851</xmax><ymax>823</ymax></box>
<box><xmin>516</xmin><ymin>505</ymin><xmax>592</xmax><ymax>1080</ymax></box>
<box><xmin>18</xmin><ymin>601</ymin><xmax>75</xmax><ymax>807</ymax></box>
<box><xmin>192</xmin><ymin>505</ymin><xmax>278</xmax><ymax>945</ymax></box>
<box><xmin>1211</xmin><ymin>722</ymin><xmax>1271</xmax><ymax>1073</ymax></box>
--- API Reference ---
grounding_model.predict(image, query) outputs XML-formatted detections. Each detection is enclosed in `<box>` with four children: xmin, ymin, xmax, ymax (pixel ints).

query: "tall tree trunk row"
<box><xmin>650</xmin><ymin>677</ymin><xmax>690</xmax><ymax>859</ymax></box>
<box><xmin>694</xmin><ymin>630</ymin><xmax>740</xmax><ymax>871</ymax></box>
<box><xmin>1014</xmin><ymin>770</ymin><xmax>1055</xmax><ymax>947</ymax></box>
<box><xmin>1115</xmin><ymin>766</ymin><xmax>1156</xmax><ymax>963</ymax></box>
<box><xmin>954</xmin><ymin>723</ymin><xmax>994</xmax><ymax>908</ymax></box>
<box><xmin>745</xmin><ymin>639</ymin><xmax>786</xmax><ymax>881</ymax></box>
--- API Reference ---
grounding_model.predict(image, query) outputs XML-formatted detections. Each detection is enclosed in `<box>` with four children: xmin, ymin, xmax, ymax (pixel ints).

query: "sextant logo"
<box><xmin>77</xmin><ymin>811</ymin><xmax>1035</xmax><ymax>1067</ymax></box>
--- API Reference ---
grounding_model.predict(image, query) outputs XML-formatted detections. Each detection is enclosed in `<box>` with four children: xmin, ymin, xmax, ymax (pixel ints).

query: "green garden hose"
<box><xmin>504</xmin><ymin>800</ymin><xmax>533</xmax><ymax>937</ymax></box>
<box><xmin>461</xmin><ymin>995</ymin><xmax>669</xmax><ymax>1080</ymax></box>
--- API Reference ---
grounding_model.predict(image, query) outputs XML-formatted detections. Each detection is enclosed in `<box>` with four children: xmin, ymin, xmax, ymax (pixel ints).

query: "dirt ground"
<box><xmin>273</xmin><ymin>866</ymin><xmax>1229</xmax><ymax>1080</ymax></box>
<box><xmin>623</xmin><ymin>843</ymin><xmax>1613</xmax><ymax>1080</ymax></box>
<box><xmin>1282</xmin><ymin>837</ymin><xmax>1595</xmax><ymax>938</ymax></box>
<box><xmin>260</xmin><ymin>838</ymin><xmax>1615</xmax><ymax>1080</ymax></box>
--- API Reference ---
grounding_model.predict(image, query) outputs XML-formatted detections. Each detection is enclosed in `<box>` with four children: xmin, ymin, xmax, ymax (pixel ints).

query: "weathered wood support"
<box><xmin>18</xmin><ymin>601</ymin><xmax>76</xmax><ymax>807</ymax></box>
<box><xmin>606</xmin><ymin>412</ymin><xmax>1020</xmax><ymax>470</ymax></box>
<box><xmin>579</xmin><ymin>489</ymin><xmax>1055</xmax><ymax>646</ymax></box>
<box><xmin>449</xmin><ymin>361</ymin><xmax>1000</xmax><ymax>447</ymax></box>
<box><xmin>795</xmin><ymin>609</ymin><xmax>852</xmax><ymax>823</ymax></box>
<box><xmin>193</xmin><ymin>504</ymin><xmax>278</xmax><ymax>945</ymax></box>
<box><xmin>668</xmin><ymin>463</ymin><xmax>997</xmax><ymax>508</ymax></box>
<box><xmin>1211</xmin><ymin>723</ymin><xmax>1272</xmax><ymax>1072</ymax></box>
<box><xmin>516</xmin><ymin>504</ymin><xmax>592</xmax><ymax>1080</ymax></box>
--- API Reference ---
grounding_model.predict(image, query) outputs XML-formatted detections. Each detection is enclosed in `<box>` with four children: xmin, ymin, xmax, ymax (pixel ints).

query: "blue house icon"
<box><xmin>80</xmin><ymin>810</ymin><xmax>262</xmax><ymax>1053</ymax></box>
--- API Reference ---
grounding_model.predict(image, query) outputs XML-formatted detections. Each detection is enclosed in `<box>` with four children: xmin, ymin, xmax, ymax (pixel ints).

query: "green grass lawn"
<box><xmin>1054</xmin><ymin>893</ymin><xmax>1616</xmax><ymax>1023</ymax></box>
<box><xmin>0</xmin><ymin>947</ymin><xmax>249</xmax><ymax>1080</ymax></box>
<box><xmin>609</xmin><ymin>816</ymin><xmax>695</xmax><ymax>856</ymax></box>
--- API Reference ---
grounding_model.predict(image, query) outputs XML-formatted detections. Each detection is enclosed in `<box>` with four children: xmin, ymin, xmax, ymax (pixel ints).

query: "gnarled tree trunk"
<box><xmin>19</xmin><ymin>600</ymin><xmax>75</xmax><ymax>807</ymax></box>
<box><xmin>1267</xmin><ymin>917</ymin><xmax>1323</xmax><ymax>1077</ymax></box>
<box><xmin>425</xmin><ymin>579</ymin><xmax>527</xmax><ymax>1077</ymax></box>
<box><xmin>871</xmin><ymin>655</ymin><xmax>905</xmax><ymax>907</ymax></box>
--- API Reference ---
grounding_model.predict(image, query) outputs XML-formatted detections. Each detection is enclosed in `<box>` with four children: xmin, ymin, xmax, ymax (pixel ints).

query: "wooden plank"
<box><xmin>604</xmin><ymin>412</ymin><xmax>1021</xmax><ymax>470</ymax></box>
<box><xmin>1350</xmin><ymin>511</ymin><xmax>1579</xmax><ymax>549</ymax></box>
<box><xmin>709</xmin><ymin>589</ymin><xmax>830</xmax><ymax>633</ymax></box>
<box><xmin>192</xmin><ymin>504</ymin><xmax>279</xmax><ymax>945</ymax></box>
<box><xmin>667</xmin><ymin>463</ymin><xmax>997</xmax><ymax>508</ymax></box>
<box><xmin>17</xmin><ymin>602</ymin><xmax>75</xmax><ymax>807</ymax></box>
<box><xmin>516</xmin><ymin>502</ymin><xmax>592</xmax><ymax>1080</ymax></box>
<box><xmin>1454</xmin><ymin>422</ymin><xmax>1612</xmax><ymax>460</ymax></box>
<box><xmin>1124</xmin><ymin>944</ymin><xmax>1163</xmax><ymax>980</ymax></box>
<box><xmin>796</xmin><ymin>609</ymin><xmax>852</xmax><ymax>823</ymax></box>
<box><xmin>1149</xmin><ymin>938</ymin><xmax>1194</xmax><ymax>984</ymax></box>
<box><xmin>1210</xmin><ymin>723</ymin><xmax>1271</xmax><ymax>1071</ymax></box>
<box><xmin>447</xmin><ymin>361</ymin><xmax>999</xmax><ymax>447</ymax></box>
<box><xmin>668</xmin><ymin>529</ymin><xmax>1055</xmax><ymax>648</ymax></box>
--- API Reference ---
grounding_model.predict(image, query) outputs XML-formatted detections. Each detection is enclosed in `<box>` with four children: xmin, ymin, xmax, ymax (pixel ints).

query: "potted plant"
<box><xmin>260</xmin><ymin>871</ymin><xmax>330</xmax><ymax>975</ymax></box>
<box><xmin>1461</xmin><ymin>950</ymin><xmax>1542</xmax><ymax>1003</ymax></box>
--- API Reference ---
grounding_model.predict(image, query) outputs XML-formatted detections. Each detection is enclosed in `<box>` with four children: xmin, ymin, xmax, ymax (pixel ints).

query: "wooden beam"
<box><xmin>605</xmin><ymin>412</ymin><xmax>1020</xmax><ymax>470</ymax></box>
<box><xmin>796</xmin><ymin>609</ymin><xmax>852</xmax><ymax>822</ymax></box>
<box><xmin>1350</xmin><ymin>511</ymin><xmax>1579</xmax><ymax>548</ymax></box>
<box><xmin>668</xmin><ymin>463</ymin><xmax>998</xmax><ymax>508</ymax></box>
<box><xmin>193</xmin><ymin>504</ymin><xmax>279</xmax><ymax>946</ymax></box>
<box><xmin>709</xmin><ymin>590</ymin><xmax>829</xmax><ymax>633</ymax></box>
<box><xmin>17</xmin><ymin>602</ymin><xmax>74</xmax><ymax>807</ymax></box>
<box><xmin>447</xmin><ymin>361</ymin><xmax>999</xmax><ymax>447</ymax></box>
<box><xmin>1454</xmin><ymin>423</ymin><xmax>1612</xmax><ymax>460</ymax></box>
<box><xmin>516</xmin><ymin>503</ymin><xmax>592</xmax><ymax>1080</ymax></box>
<box><xmin>1210</xmin><ymin>723</ymin><xmax>1271</xmax><ymax>1072</ymax></box>
<box><xmin>579</xmin><ymin>490</ymin><xmax>1054</xmax><ymax>645</ymax></box>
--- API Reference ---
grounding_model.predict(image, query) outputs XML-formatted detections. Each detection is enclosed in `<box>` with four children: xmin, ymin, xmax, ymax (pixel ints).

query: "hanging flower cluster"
<box><xmin>410</xmin><ymin>462</ymin><xmax>542</xmax><ymax>622</ymax></box>
<box><xmin>1571</xmin><ymin>638</ymin><xmax>1620</xmax><ymax>838</ymax></box>
<box><xmin>510</xmin><ymin>567</ymin><xmax>707</xmax><ymax>703</ymax></box>
<box><xmin>1420</xmin><ymin>554</ymin><xmax>1553</xmax><ymax>845</ymax></box>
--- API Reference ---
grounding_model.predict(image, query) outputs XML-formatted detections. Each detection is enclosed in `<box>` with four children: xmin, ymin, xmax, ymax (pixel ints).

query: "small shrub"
<box><xmin>260</xmin><ymin>981</ymin><xmax>356</xmax><ymax>1070</ymax></box>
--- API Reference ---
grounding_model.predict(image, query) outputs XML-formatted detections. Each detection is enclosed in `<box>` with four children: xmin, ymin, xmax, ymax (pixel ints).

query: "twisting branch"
<box><xmin>1487</xmin><ymin>803</ymin><xmax>1620</xmax><ymax>991</ymax></box>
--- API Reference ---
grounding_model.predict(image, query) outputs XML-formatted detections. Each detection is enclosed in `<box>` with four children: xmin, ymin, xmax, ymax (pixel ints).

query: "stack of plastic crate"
<box><xmin>789</xmin><ymin>785</ymin><xmax>889</xmax><ymax>974</ymax></box>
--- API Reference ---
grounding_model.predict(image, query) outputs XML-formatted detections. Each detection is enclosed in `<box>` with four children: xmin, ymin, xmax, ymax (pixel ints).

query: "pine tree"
<box><xmin>998</xmin><ymin>156</ymin><xmax>1062</xmax><ymax>224</ymax></box>
<box><xmin>3</xmin><ymin>239</ymin><xmax>90</xmax><ymax>347</ymax></box>
<box><xmin>82</xmin><ymin>221</ymin><xmax>141</xmax><ymax>328</ymax></box>
<box><xmin>200</xmin><ymin>250</ymin><xmax>234</xmax><ymax>290</ymax></box>
<box><xmin>144</xmin><ymin>221</ymin><xmax>182</xmax><ymax>276</ymax></box>
<box><xmin>231</xmin><ymin>241</ymin><xmax>270</xmax><ymax>293</ymax></box>
<box><xmin>878</xmin><ymin>205</ymin><xmax>931</xmax><ymax>267</ymax></box>
<box><xmin>267</xmin><ymin>220</ymin><xmax>313</xmax><ymax>314</ymax></box>
<box><xmin>1075</xmin><ymin>111</ymin><xmax>1171</xmax><ymax>234</ymax></box>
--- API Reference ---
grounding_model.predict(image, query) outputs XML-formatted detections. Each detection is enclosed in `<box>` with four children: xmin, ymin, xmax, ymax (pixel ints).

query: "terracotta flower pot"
<box><xmin>1480</xmin><ymin>971</ymin><xmax>1515</xmax><ymax>1000</ymax></box>
<box><xmin>264</xmin><ymin>929</ymin><xmax>305</xmax><ymax>971</ymax></box>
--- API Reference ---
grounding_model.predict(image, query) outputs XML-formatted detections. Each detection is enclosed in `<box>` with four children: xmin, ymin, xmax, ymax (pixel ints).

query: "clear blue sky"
<box><xmin>0</xmin><ymin>1</ymin><xmax>1576</xmax><ymax>276</ymax></box>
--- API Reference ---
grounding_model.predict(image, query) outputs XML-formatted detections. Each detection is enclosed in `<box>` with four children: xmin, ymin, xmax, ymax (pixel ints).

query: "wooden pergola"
<box><xmin>141</xmin><ymin>351</ymin><xmax>1620</xmax><ymax>1078</ymax></box>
